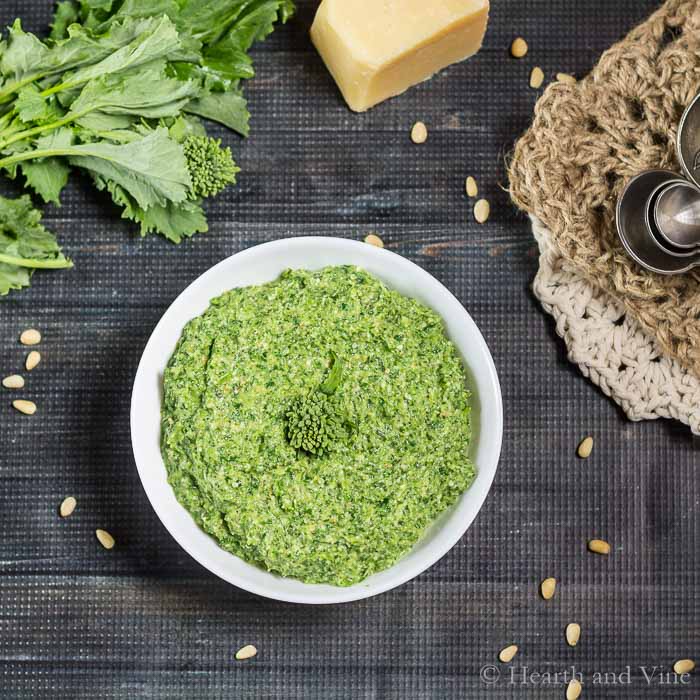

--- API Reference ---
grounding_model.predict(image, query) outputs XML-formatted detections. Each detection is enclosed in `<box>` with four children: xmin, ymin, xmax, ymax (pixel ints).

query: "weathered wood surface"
<box><xmin>0</xmin><ymin>1</ymin><xmax>697</xmax><ymax>698</ymax></box>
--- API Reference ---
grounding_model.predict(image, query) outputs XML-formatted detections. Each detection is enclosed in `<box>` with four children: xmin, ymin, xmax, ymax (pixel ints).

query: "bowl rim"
<box><xmin>131</xmin><ymin>236</ymin><xmax>503</xmax><ymax>604</ymax></box>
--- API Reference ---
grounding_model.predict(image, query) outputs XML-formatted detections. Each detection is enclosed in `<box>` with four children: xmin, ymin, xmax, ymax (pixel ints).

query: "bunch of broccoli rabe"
<box><xmin>0</xmin><ymin>0</ymin><xmax>295</xmax><ymax>295</ymax></box>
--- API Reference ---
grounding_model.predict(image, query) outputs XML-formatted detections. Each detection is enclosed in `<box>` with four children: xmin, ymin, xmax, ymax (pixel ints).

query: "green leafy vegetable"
<box><xmin>184</xmin><ymin>90</ymin><xmax>250</xmax><ymax>136</ymax></box>
<box><xmin>0</xmin><ymin>194</ymin><xmax>72</xmax><ymax>295</ymax></box>
<box><xmin>0</xmin><ymin>0</ymin><xmax>294</xmax><ymax>295</ymax></box>
<box><xmin>319</xmin><ymin>351</ymin><xmax>344</xmax><ymax>395</ymax></box>
<box><xmin>49</xmin><ymin>2</ymin><xmax>79</xmax><ymax>41</ymax></box>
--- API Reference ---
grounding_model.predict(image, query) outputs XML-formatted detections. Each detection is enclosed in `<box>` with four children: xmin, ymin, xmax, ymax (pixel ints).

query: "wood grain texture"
<box><xmin>0</xmin><ymin>1</ymin><xmax>698</xmax><ymax>698</ymax></box>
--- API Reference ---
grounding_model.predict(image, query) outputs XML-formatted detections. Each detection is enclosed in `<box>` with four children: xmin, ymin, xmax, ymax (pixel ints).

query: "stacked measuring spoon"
<box><xmin>617</xmin><ymin>93</ymin><xmax>700</xmax><ymax>274</ymax></box>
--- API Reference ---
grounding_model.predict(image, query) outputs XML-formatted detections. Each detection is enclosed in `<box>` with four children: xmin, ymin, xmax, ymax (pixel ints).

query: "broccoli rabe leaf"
<box><xmin>50</xmin><ymin>2</ymin><xmax>80</xmax><ymax>41</ymax></box>
<box><xmin>20</xmin><ymin>159</ymin><xmax>71</xmax><ymax>205</ymax></box>
<box><xmin>106</xmin><ymin>179</ymin><xmax>208</xmax><ymax>243</ymax></box>
<box><xmin>0</xmin><ymin>20</ymin><xmax>51</xmax><ymax>82</ymax></box>
<box><xmin>2</xmin><ymin>17</ymin><xmax>163</xmax><ymax>91</ymax></box>
<box><xmin>52</xmin><ymin>16</ymin><xmax>182</xmax><ymax>96</ymax></box>
<box><xmin>175</xmin><ymin>0</ymin><xmax>293</xmax><ymax>46</ymax></box>
<box><xmin>3</xmin><ymin>127</ymin><xmax>192</xmax><ymax>209</ymax></box>
<box><xmin>184</xmin><ymin>90</ymin><xmax>250</xmax><ymax>136</ymax></box>
<box><xmin>64</xmin><ymin>127</ymin><xmax>191</xmax><ymax>209</ymax></box>
<box><xmin>0</xmin><ymin>194</ymin><xmax>72</xmax><ymax>295</ymax></box>
<box><xmin>87</xmin><ymin>0</ymin><xmax>181</xmax><ymax>35</ymax></box>
<box><xmin>220</xmin><ymin>0</ymin><xmax>296</xmax><ymax>52</ymax></box>
<box><xmin>69</xmin><ymin>64</ymin><xmax>200</xmax><ymax>128</ymax></box>
<box><xmin>15</xmin><ymin>86</ymin><xmax>64</xmax><ymax>124</ymax></box>
<box><xmin>19</xmin><ymin>129</ymin><xmax>73</xmax><ymax>205</ymax></box>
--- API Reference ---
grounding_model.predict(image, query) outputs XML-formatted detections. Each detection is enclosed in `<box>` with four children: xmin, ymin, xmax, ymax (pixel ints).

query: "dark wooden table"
<box><xmin>0</xmin><ymin>1</ymin><xmax>697</xmax><ymax>698</ymax></box>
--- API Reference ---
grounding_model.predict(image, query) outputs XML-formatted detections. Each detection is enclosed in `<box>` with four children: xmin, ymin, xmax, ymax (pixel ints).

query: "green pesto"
<box><xmin>161</xmin><ymin>266</ymin><xmax>475</xmax><ymax>586</ymax></box>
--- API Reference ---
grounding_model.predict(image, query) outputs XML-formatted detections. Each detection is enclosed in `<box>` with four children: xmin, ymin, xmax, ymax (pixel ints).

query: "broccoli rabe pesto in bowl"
<box><xmin>161</xmin><ymin>266</ymin><xmax>475</xmax><ymax>587</ymax></box>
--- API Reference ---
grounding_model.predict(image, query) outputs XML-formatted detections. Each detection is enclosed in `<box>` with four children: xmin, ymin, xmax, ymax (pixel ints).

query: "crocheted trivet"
<box><xmin>510</xmin><ymin>0</ymin><xmax>700</xmax><ymax>377</ymax></box>
<box><xmin>532</xmin><ymin>217</ymin><xmax>700</xmax><ymax>434</ymax></box>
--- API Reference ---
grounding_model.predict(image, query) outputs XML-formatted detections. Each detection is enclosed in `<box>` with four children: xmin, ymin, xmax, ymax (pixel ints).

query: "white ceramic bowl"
<box><xmin>131</xmin><ymin>237</ymin><xmax>503</xmax><ymax>604</ymax></box>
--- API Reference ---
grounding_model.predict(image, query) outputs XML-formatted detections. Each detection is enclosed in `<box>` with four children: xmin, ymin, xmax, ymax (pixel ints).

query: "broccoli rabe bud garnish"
<box><xmin>183</xmin><ymin>135</ymin><xmax>240</xmax><ymax>200</ymax></box>
<box><xmin>286</xmin><ymin>391</ymin><xmax>344</xmax><ymax>456</ymax></box>
<box><xmin>286</xmin><ymin>351</ymin><xmax>348</xmax><ymax>457</ymax></box>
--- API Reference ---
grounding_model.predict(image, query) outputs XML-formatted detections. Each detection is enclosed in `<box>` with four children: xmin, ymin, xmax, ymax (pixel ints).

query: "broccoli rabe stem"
<box><xmin>0</xmin><ymin>147</ymin><xmax>75</xmax><ymax>170</ymax></box>
<box><xmin>0</xmin><ymin>252</ymin><xmax>73</xmax><ymax>269</ymax></box>
<box><xmin>0</xmin><ymin>112</ymin><xmax>87</xmax><ymax>151</ymax></box>
<box><xmin>0</xmin><ymin>74</ymin><xmax>46</xmax><ymax>105</ymax></box>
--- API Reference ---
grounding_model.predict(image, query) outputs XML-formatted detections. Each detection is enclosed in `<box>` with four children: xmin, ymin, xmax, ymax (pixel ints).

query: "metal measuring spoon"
<box><xmin>653</xmin><ymin>180</ymin><xmax>700</xmax><ymax>250</ymax></box>
<box><xmin>616</xmin><ymin>170</ymin><xmax>700</xmax><ymax>274</ymax></box>
<box><xmin>678</xmin><ymin>91</ymin><xmax>700</xmax><ymax>189</ymax></box>
<box><xmin>646</xmin><ymin>181</ymin><xmax>700</xmax><ymax>257</ymax></box>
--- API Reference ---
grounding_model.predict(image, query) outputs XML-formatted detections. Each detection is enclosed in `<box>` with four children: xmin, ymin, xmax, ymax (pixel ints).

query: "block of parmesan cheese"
<box><xmin>310</xmin><ymin>0</ymin><xmax>490</xmax><ymax>112</ymax></box>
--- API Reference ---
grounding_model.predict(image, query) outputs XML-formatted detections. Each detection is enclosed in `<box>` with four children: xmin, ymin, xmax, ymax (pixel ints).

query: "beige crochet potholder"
<box><xmin>533</xmin><ymin>217</ymin><xmax>699</xmax><ymax>434</ymax></box>
<box><xmin>510</xmin><ymin>0</ymin><xmax>700</xmax><ymax>433</ymax></box>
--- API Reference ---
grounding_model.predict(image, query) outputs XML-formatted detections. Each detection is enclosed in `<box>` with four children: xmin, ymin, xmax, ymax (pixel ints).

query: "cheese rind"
<box><xmin>310</xmin><ymin>0</ymin><xmax>490</xmax><ymax>112</ymax></box>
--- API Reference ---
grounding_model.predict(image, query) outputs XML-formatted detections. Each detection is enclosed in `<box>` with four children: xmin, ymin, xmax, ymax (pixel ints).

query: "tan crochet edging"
<box><xmin>532</xmin><ymin>216</ymin><xmax>699</xmax><ymax>434</ymax></box>
<box><xmin>509</xmin><ymin>0</ymin><xmax>700</xmax><ymax>377</ymax></box>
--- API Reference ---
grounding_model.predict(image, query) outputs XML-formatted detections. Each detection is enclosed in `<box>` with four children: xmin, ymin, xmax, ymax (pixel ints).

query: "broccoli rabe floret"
<box><xmin>183</xmin><ymin>135</ymin><xmax>240</xmax><ymax>200</ymax></box>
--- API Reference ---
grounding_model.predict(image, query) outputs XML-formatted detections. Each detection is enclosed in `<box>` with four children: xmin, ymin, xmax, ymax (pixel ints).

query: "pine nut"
<box><xmin>474</xmin><ymin>199</ymin><xmax>490</xmax><ymax>224</ymax></box>
<box><xmin>588</xmin><ymin>539</ymin><xmax>611</xmax><ymax>555</ymax></box>
<box><xmin>411</xmin><ymin>121</ymin><xmax>428</xmax><ymax>144</ymax></box>
<box><xmin>12</xmin><ymin>400</ymin><xmax>36</xmax><ymax>415</ymax></box>
<box><xmin>566</xmin><ymin>678</ymin><xmax>582</xmax><ymax>699</ymax></box>
<box><xmin>673</xmin><ymin>659</ymin><xmax>695</xmax><ymax>675</ymax></box>
<box><xmin>20</xmin><ymin>329</ymin><xmax>41</xmax><ymax>346</ymax></box>
<box><xmin>96</xmin><ymin>529</ymin><xmax>115</xmax><ymax>549</ymax></box>
<box><xmin>26</xmin><ymin>351</ymin><xmax>41</xmax><ymax>371</ymax></box>
<box><xmin>540</xmin><ymin>577</ymin><xmax>557</xmax><ymax>600</ymax></box>
<box><xmin>465</xmin><ymin>176</ymin><xmax>478</xmax><ymax>198</ymax></box>
<box><xmin>364</xmin><ymin>233</ymin><xmax>384</xmax><ymax>248</ymax></box>
<box><xmin>577</xmin><ymin>436</ymin><xmax>593</xmax><ymax>458</ymax></box>
<box><xmin>510</xmin><ymin>37</ymin><xmax>528</xmax><ymax>59</ymax></box>
<box><xmin>530</xmin><ymin>67</ymin><xmax>545</xmax><ymax>89</ymax></box>
<box><xmin>498</xmin><ymin>644</ymin><xmax>518</xmax><ymax>663</ymax></box>
<box><xmin>3</xmin><ymin>375</ymin><xmax>24</xmax><ymax>389</ymax></box>
<box><xmin>60</xmin><ymin>497</ymin><xmax>77</xmax><ymax>518</ymax></box>
<box><xmin>557</xmin><ymin>73</ymin><xmax>577</xmax><ymax>85</ymax></box>
<box><xmin>566</xmin><ymin>623</ymin><xmax>581</xmax><ymax>647</ymax></box>
<box><xmin>235</xmin><ymin>644</ymin><xmax>258</xmax><ymax>660</ymax></box>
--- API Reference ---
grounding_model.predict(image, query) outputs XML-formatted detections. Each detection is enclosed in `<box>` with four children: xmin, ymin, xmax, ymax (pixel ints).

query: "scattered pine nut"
<box><xmin>540</xmin><ymin>577</ymin><xmax>557</xmax><ymax>600</ymax></box>
<box><xmin>498</xmin><ymin>644</ymin><xmax>518</xmax><ymax>663</ymax></box>
<box><xmin>364</xmin><ymin>233</ymin><xmax>384</xmax><ymax>248</ymax></box>
<box><xmin>474</xmin><ymin>198</ymin><xmax>490</xmax><ymax>224</ymax></box>
<box><xmin>557</xmin><ymin>73</ymin><xmax>576</xmax><ymax>85</ymax></box>
<box><xmin>588</xmin><ymin>539</ymin><xmax>611</xmax><ymax>555</ymax></box>
<box><xmin>566</xmin><ymin>623</ymin><xmax>581</xmax><ymax>647</ymax></box>
<box><xmin>59</xmin><ymin>496</ymin><xmax>77</xmax><ymax>518</ymax></box>
<box><xmin>410</xmin><ymin>121</ymin><xmax>428</xmax><ymax>144</ymax></box>
<box><xmin>674</xmin><ymin>659</ymin><xmax>695</xmax><ymax>675</ymax></box>
<box><xmin>12</xmin><ymin>399</ymin><xmax>36</xmax><ymax>415</ymax></box>
<box><xmin>577</xmin><ymin>436</ymin><xmax>593</xmax><ymax>459</ymax></box>
<box><xmin>25</xmin><ymin>351</ymin><xmax>41</xmax><ymax>371</ymax></box>
<box><xmin>20</xmin><ymin>329</ymin><xmax>41</xmax><ymax>346</ymax></box>
<box><xmin>465</xmin><ymin>176</ymin><xmax>478</xmax><ymax>198</ymax></box>
<box><xmin>566</xmin><ymin>678</ymin><xmax>582</xmax><ymax>700</ymax></box>
<box><xmin>530</xmin><ymin>66</ymin><xmax>545</xmax><ymax>89</ymax></box>
<box><xmin>510</xmin><ymin>37</ymin><xmax>528</xmax><ymax>59</ymax></box>
<box><xmin>3</xmin><ymin>375</ymin><xmax>25</xmax><ymax>389</ymax></box>
<box><xmin>235</xmin><ymin>644</ymin><xmax>258</xmax><ymax>660</ymax></box>
<box><xmin>96</xmin><ymin>529</ymin><xmax>115</xmax><ymax>550</ymax></box>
